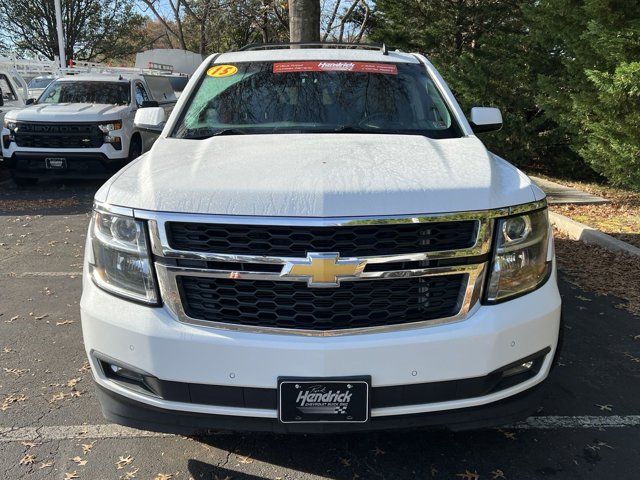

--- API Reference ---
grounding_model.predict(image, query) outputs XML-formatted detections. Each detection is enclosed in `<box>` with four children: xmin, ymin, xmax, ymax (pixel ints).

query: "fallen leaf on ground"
<box><xmin>1</xmin><ymin>393</ymin><xmax>27</xmax><ymax>411</ymax></box>
<box><xmin>70</xmin><ymin>456</ymin><xmax>88</xmax><ymax>466</ymax></box>
<box><xmin>492</xmin><ymin>469</ymin><xmax>506</xmax><ymax>479</ymax></box>
<box><xmin>340</xmin><ymin>457</ymin><xmax>351</xmax><ymax>467</ymax></box>
<box><xmin>56</xmin><ymin>320</ymin><xmax>74</xmax><ymax>326</ymax></box>
<box><xmin>67</xmin><ymin>378</ymin><xmax>81</xmax><ymax>387</ymax></box>
<box><xmin>372</xmin><ymin>446</ymin><xmax>386</xmax><ymax>455</ymax></box>
<box><xmin>4</xmin><ymin>368</ymin><xmax>29</xmax><ymax>376</ymax></box>
<box><xmin>116</xmin><ymin>455</ymin><xmax>134</xmax><ymax>469</ymax></box>
<box><xmin>154</xmin><ymin>474</ymin><xmax>173</xmax><ymax>480</ymax></box>
<box><xmin>39</xmin><ymin>461</ymin><xmax>54</xmax><ymax>469</ymax></box>
<box><xmin>50</xmin><ymin>392</ymin><xmax>66</xmax><ymax>402</ymax></box>
<box><xmin>120</xmin><ymin>468</ymin><xmax>139</xmax><ymax>479</ymax></box>
<box><xmin>64</xmin><ymin>472</ymin><xmax>80</xmax><ymax>480</ymax></box>
<box><xmin>21</xmin><ymin>441</ymin><xmax>41</xmax><ymax>448</ymax></box>
<box><xmin>238</xmin><ymin>455</ymin><xmax>253</xmax><ymax>464</ymax></box>
<box><xmin>81</xmin><ymin>441</ymin><xmax>96</xmax><ymax>454</ymax></box>
<box><xmin>456</xmin><ymin>470</ymin><xmax>480</xmax><ymax>480</ymax></box>
<box><xmin>19</xmin><ymin>454</ymin><xmax>36</xmax><ymax>465</ymax></box>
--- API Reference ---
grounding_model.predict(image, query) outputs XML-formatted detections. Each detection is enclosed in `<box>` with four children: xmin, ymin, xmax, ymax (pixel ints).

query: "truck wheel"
<box><xmin>11</xmin><ymin>173</ymin><xmax>38</xmax><ymax>187</ymax></box>
<box><xmin>128</xmin><ymin>136</ymin><xmax>142</xmax><ymax>161</ymax></box>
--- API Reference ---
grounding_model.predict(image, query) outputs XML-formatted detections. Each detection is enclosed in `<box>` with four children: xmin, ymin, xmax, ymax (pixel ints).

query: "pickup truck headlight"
<box><xmin>88</xmin><ymin>208</ymin><xmax>158</xmax><ymax>304</ymax></box>
<box><xmin>485</xmin><ymin>208</ymin><xmax>551</xmax><ymax>303</ymax></box>
<box><xmin>3</xmin><ymin>119</ymin><xmax>17</xmax><ymax>130</ymax></box>
<box><xmin>98</xmin><ymin>120</ymin><xmax>122</xmax><ymax>133</ymax></box>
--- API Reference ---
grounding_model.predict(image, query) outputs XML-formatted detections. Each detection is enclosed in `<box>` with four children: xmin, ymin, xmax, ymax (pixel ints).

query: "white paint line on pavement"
<box><xmin>508</xmin><ymin>415</ymin><xmax>640</xmax><ymax>430</ymax></box>
<box><xmin>0</xmin><ymin>424</ymin><xmax>172</xmax><ymax>442</ymax></box>
<box><xmin>1</xmin><ymin>416</ymin><xmax>639</xmax><ymax>441</ymax></box>
<box><xmin>0</xmin><ymin>271</ymin><xmax>82</xmax><ymax>278</ymax></box>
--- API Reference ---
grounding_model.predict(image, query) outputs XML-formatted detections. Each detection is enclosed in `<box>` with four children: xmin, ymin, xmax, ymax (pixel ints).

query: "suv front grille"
<box><xmin>166</xmin><ymin>221</ymin><xmax>478</xmax><ymax>257</ymax></box>
<box><xmin>15</xmin><ymin>122</ymin><xmax>104</xmax><ymax>149</ymax></box>
<box><xmin>178</xmin><ymin>275</ymin><xmax>466</xmax><ymax>331</ymax></box>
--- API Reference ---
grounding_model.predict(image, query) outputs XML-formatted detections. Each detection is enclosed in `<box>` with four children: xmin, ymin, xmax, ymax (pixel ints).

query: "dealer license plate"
<box><xmin>278</xmin><ymin>378</ymin><xmax>370</xmax><ymax>424</ymax></box>
<box><xmin>45</xmin><ymin>158</ymin><xmax>67</xmax><ymax>169</ymax></box>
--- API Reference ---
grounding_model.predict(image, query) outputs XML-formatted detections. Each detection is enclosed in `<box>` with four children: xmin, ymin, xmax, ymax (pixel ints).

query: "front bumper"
<box><xmin>81</xmin><ymin>260</ymin><xmax>561</xmax><ymax>432</ymax></box>
<box><xmin>3</xmin><ymin>151</ymin><xmax>128</xmax><ymax>179</ymax></box>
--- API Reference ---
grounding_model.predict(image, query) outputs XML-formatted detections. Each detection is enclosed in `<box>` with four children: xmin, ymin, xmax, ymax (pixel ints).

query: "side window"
<box><xmin>134</xmin><ymin>82</ymin><xmax>149</xmax><ymax>107</ymax></box>
<box><xmin>0</xmin><ymin>75</ymin><xmax>18</xmax><ymax>102</ymax></box>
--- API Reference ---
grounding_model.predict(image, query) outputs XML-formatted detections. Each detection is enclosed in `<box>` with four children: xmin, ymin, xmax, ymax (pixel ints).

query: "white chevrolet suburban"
<box><xmin>81</xmin><ymin>44</ymin><xmax>562</xmax><ymax>434</ymax></box>
<box><xmin>2</xmin><ymin>73</ymin><xmax>176</xmax><ymax>185</ymax></box>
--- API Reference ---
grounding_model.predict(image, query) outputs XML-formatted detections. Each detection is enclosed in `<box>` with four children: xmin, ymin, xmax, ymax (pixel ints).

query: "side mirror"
<box><xmin>469</xmin><ymin>107</ymin><xmax>502</xmax><ymax>133</ymax></box>
<box><xmin>134</xmin><ymin>107</ymin><xmax>166</xmax><ymax>133</ymax></box>
<box><xmin>0</xmin><ymin>88</ymin><xmax>4</xmax><ymax>107</ymax></box>
<box><xmin>26</xmin><ymin>98</ymin><xmax>36</xmax><ymax>105</ymax></box>
<box><xmin>141</xmin><ymin>100</ymin><xmax>159</xmax><ymax>108</ymax></box>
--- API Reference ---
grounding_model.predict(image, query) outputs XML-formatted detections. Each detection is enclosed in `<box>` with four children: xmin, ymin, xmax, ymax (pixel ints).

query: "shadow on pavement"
<box><xmin>0</xmin><ymin>178</ymin><xmax>102</xmax><ymax>215</ymax></box>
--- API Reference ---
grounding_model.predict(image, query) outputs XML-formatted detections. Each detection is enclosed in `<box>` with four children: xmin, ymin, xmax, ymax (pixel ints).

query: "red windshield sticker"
<box><xmin>273</xmin><ymin>61</ymin><xmax>398</xmax><ymax>75</ymax></box>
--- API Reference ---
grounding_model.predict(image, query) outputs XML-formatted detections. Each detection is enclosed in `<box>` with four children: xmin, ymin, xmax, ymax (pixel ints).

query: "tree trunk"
<box><xmin>289</xmin><ymin>0</ymin><xmax>320</xmax><ymax>43</ymax></box>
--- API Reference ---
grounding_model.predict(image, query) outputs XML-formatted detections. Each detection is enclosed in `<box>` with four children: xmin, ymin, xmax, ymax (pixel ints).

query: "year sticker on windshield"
<box><xmin>207</xmin><ymin>65</ymin><xmax>238</xmax><ymax>78</ymax></box>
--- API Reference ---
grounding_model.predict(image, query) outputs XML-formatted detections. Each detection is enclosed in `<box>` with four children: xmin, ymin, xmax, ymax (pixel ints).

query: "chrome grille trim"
<box><xmin>155</xmin><ymin>262</ymin><xmax>486</xmax><ymax>336</ymax></box>
<box><xmin>89</xmin><ymin>200</ymin><xmax>547</xmax><ymax>336</ymax></box>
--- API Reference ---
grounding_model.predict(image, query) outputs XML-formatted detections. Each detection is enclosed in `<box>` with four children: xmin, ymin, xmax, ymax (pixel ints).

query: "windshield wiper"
<box><xmin>182</xmin><ymin>128</ymin><xmax>247</xmax><ymax>139</ymax></box>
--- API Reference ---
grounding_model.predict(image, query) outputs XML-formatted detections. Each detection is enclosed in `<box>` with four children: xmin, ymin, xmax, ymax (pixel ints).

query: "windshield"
<box><xmin>28</xmin><ymin>77</ymin><xmax>54</xmax><ymax>89</ymax></box>
<box><xmin>39</xmin><ymin>80</ymin><xmax>130</xmax><ymax>105</ymax></box>
<box><xmin>173</xmin><ymin>61</ymin><xmax>461</xmax><ymax>139</ymax></box>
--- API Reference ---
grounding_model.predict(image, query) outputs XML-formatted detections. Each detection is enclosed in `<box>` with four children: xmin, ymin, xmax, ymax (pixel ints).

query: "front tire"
<box><xmin>128</xmin><ymin>135</ymin><xmax>142</xmax><ymax>161</ymax></box>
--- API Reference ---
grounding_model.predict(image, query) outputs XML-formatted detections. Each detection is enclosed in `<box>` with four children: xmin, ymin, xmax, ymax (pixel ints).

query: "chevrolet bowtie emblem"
<box><xmin>281</xmin><ymin>253</ymin><xmax>367</xmax><ymax>287</ymax></box>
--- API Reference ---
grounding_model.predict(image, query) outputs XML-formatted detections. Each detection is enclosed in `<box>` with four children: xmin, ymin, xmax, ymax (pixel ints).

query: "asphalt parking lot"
<box><xmin>1</xmin><ymin>179</ymin><xmax>639</xmax><ymax>480</ymax></box>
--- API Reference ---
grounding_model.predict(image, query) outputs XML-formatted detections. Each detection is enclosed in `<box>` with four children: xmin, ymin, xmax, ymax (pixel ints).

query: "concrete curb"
<box><xmin>550</xmin><ymin>211</ymin><xmax>640</xmax><ymax>256</ymax></box>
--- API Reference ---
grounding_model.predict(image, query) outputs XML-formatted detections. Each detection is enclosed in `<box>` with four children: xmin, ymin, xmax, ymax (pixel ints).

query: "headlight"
<box><xmin>89</xmin><ymin>208</ymin><xmax>158</xmax><ymax>304</ymax></box>
<box><xmin>3</xmin><ymin>119</ymin><xmax>16</xmax><ymax>130</ymax></box>
<box><xmin>485</xmin><ymin>208</ymin><xmax>551</xmax><ymax>303</ymax></box>
<box><xmin>98</xmin><ymin>120</ymin><xmax>122</xmax><ymax>133</ymax></box>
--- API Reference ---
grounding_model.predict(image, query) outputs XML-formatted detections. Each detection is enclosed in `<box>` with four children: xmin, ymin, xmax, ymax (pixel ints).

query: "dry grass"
<box><xmin>554</xmin><ymin>230</ymin><xmax>640</xmax><ymax>316</ymax></box>
<box><xmin>537</xmin><ymin>174</ymin><xmax>640</xmax><ymax>248</ymax></box>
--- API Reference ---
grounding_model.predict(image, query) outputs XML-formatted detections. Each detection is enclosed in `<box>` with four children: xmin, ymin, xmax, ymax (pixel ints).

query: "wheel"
<box><xmin>128</xmin><ymin>136</ymin><xmax>143</xmax><ymax>161</ymax></box>
<box><xmin>11</xmin><ymin>173</ymin><xmax>38</xmax><ymax>187</ymax></box>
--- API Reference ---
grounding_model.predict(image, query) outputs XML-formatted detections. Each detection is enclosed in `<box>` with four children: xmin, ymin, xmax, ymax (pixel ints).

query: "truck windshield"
<box><xmin>173</xmin><ymin>61</ymin><xmax>462</xmax><ymax>139</ymax></box>
<box><xmin>39</xmin><ymin>81</ymin><xmax>130</xmax><ymax>105</ymax></box>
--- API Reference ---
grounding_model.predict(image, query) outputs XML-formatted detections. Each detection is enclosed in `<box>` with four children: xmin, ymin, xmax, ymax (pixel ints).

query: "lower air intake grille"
<box><xmin>178</xmin><ymin>275</ymin><xmax>467</xmax><ymax>331</ymax></box>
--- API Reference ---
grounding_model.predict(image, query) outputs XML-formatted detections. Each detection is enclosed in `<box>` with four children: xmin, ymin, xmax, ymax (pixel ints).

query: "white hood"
<box><xmin>98</xmin><ymin>134</ymin><xmax>540</xmax><ymax>217</ymax></box>
<box><xmin>7</xmin><ymin>103</ymin><xmax>128</xmax><ymax>122</ymax></box>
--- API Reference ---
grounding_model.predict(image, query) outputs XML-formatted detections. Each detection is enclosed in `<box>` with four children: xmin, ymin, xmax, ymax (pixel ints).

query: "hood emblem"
<box><xmin>281</xmin><ymin>253</ymin><xmax>366</xmax><ymax>287</ymax></box>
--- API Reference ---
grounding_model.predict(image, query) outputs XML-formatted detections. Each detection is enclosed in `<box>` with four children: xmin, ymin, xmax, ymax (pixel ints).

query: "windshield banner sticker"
<box><xmin>207</xmin><ymin>65</ymin><xmax>238</xmax><ymax>78</ymax></box>
<box><xmin>273</xmin><ymin>61</ymin><xmax>398</xmax><ymax>75</ymax></box>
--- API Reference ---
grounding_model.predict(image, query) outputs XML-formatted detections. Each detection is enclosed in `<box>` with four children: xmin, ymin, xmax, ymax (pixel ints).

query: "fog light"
<box><xmin>502</xmin><ymin>360</ymin><xmax>535</xmax><ymax>378</ymax></box>
<box><xmin>104</xmin><ymin>136</ymin><xmax>122</xmax><ymax>150</ymax></box>
<box><xmin>106</xmin><ymin>363</ymin><xmax>145</xmax><ymax>382</ymax></box>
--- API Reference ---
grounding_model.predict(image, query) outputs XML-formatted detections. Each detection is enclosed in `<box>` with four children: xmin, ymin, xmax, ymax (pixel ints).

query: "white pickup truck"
<box><xmin>1</xmin><ymin>72</ymin><xmax>176</xmax><ymax>185</ymax></box>
<box><xmin>0</xmin><ymin>69</ymin><xmax>28</xmax><ymax>124</ymax></box>
<box><xmin>81</xmin><ymin>44</ymin><xmax>562</xmax><ymax>434</ymax></box>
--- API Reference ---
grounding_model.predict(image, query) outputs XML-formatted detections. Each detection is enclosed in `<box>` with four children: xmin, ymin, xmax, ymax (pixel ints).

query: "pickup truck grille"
<box><xmin>166</xmin><ymin>221</ymin><xmax>478</xmax><ymax>257</ymax></box>
<box><xmin>15</xmin><ymin>122</ymin><xmax>104</xmax><ymax>149</ymax></box>
<box><xmin>178</xmin><ymin>275</ymin><xmax>466</xmax><ymax>331</ymax></box>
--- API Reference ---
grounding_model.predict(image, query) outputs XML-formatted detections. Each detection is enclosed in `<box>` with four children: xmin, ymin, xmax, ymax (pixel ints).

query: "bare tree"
<box><xmin>322</xmin><ymin>0</ymin><xmax>372</xmax><ymax>43</ymax></box>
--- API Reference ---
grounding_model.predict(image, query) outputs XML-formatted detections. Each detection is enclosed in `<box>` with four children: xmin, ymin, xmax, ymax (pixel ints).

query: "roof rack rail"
<box><xmin>239</xmin><ymin>42</ymin><xmax>392</xmax><ymax>55</ymax></box>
